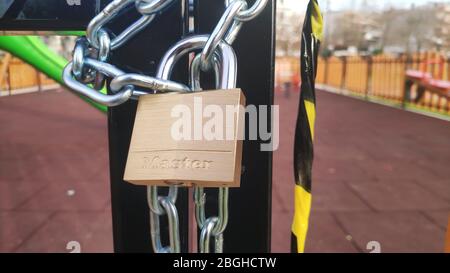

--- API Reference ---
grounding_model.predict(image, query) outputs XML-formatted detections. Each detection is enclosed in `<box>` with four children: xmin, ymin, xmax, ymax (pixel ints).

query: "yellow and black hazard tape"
<box><xmin>291</xmin><ymin>0</ymin><xmax>323</xmax><ymax>253</ymax></box>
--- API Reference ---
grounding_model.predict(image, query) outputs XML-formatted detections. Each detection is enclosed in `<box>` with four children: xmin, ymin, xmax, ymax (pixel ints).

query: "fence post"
<box><xmin>36</xmin><ymin>71</ymin><xmax>42</xmax><ymax>92</ymax></box>
<box><xmin>7</xmin><ymin>62</ymin><xmax>12</xmax><ymax>96</ymax></box>
<box><xmin>365</xmin><ymin>55</ymin><xmax>373</xmax><ymax>99</ymax></box>
<box><xmin>324</xmin><ymin>56</ymin><xmax>329</xmax><ymax>85</ymax></box>
<box><xmin>402</xmin><ymin>54</ymin><xmax>413</xmax><ymax>108</ymax></box>
<box><xmin>444</xmin><ymin>54</ymin><xmax>450</xmax><ymax>81</ymax></box>
<box><xmin>0</xmin><ymin>53</ymin><xmax>12</xmax><ymax>94</ymax></box>
<box><xmin>340</xmin><ymin>56</ymin><xmax>347</xmax><ymax>90</ymax></box>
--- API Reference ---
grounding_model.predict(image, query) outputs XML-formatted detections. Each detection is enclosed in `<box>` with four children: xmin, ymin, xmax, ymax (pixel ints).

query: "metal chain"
<box><xmin>148</xmin><ymin>186</ymin><xmax>179</xmax><ymax>253</ymax></box>
<box><xmin>190</xmin><ymin>53</ymin><xmax>232</xmax><ymax>253</ymax></box>
<box><xmin>86</xmin><ymin>0</ymin><xmax>155</xmax><ymax>50</ymax></box>
<box><xmin>64</xmin><ymin>0</ymin><xmax>186</xmax><ymax>106</ymax></box>
<box><xmin>63</xmin><ymin>0</ymin><xmax>268</xmax><ymax>253</ymax></box>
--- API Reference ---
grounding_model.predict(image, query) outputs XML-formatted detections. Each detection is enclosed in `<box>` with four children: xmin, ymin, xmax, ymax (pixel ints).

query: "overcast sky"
<box><xmin>282</xmin><ymin>0</ymin><xmax>450</xmax><ymax>12</ymax></box>
<box><xmin>323</xmin><ymin>0</ymin><xmax>450</xmax><ymax>11</ymax></box>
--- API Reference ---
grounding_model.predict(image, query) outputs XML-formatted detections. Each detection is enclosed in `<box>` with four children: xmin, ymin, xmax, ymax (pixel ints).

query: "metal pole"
<box><xmin>366</xmin><ymin>55</ymin><xmax>372</xmax><ymax>99</ymax></box>
<box><xmin>107</xmin><ymin>2</ymin><xmax>190</xmax><ymax>253</ymax></box>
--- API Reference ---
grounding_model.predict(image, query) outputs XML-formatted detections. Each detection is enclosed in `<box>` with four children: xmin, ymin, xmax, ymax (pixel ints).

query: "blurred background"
<box><xmin>273</xmin><ymin>0</ymin><xmax>449</xmax><ymax>253</ymax></box>
<box><xmin>0</xmin><ymin>0</ymin><xmax>449</xmax><ymax>253</ymax></box>
<box><xmin>276</xmin><ymin>0</ymin><xmax>450</xmax><ymax>114</ymax></box>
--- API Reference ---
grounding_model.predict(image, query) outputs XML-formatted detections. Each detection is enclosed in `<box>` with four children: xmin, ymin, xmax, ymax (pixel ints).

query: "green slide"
<box><xmin>0</xmin><ymin>35</ymin><xmax>107</xmax><ymax>112</ymax></box>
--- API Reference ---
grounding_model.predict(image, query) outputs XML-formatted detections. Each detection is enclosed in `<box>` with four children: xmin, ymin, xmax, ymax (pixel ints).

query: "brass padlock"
<box><xmin>124</xmin><ymin>36</ymin><xmax>244</xmax><ymax>188</ymax></box>
<box><xmin>124</xmin><ymin>89</ymin><xmax>245</xmax><ymax>187</ymax></box>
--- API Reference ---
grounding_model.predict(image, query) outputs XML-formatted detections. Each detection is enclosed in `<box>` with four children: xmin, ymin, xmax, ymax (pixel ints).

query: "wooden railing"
<box><xmin>0</xmin><ymin>54</ymin><xmax>59</xmax><ymax>96</ymax></box>
<box><xmin>276</xmin><ymin>52</ymin><xmax>450</xmax><ymax>116</ymax></box>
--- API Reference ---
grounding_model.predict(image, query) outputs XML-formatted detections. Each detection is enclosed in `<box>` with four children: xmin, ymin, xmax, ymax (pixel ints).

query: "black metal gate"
<box><xmin>0</xmin><ymin>0</ymin><xmax>275</xmax><ymax>253</ymax></box>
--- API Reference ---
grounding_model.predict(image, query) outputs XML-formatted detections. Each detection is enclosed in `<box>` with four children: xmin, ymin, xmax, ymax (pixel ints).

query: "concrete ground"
<box><xmin>0</xmin><ymin>89</ymin><xmax>448</xmax><ymax>252</ymax></box>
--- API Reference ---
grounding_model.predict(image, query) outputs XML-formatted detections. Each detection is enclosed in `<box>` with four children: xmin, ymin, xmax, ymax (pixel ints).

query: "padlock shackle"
<box><xmin>156</xmin><ymin>35</ymin><xmax>237</xmax><ymax>90</ymax></box>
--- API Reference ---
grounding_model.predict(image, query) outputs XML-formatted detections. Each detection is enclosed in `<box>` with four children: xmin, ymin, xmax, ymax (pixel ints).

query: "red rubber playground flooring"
<box><xmin>0</xmin><ymin>89</ymin><xmax>449</xmax><ymax>253</ymax></box>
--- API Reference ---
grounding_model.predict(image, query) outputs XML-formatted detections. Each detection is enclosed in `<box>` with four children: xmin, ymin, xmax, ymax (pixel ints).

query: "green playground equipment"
<box><xmin>0</xmin><ymin>35</ymin><xmax>107</xmax><ymax>112</ymax></box>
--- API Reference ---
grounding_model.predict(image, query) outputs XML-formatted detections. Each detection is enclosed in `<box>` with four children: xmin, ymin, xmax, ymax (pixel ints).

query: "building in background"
<box><xmin>275</xmin><ymin>0</ymin><xmax>304</xmax><ymax>90</ymax></box>
<box><xmin>323</xmin><ymin>2</ymin><xmax>450</xmax><ymax>56</ymax></box>
<box><xmin>434</xmin><ymin>3</ymin><xmax>450</xmax><ymax>51</ymax></box>
<box><xmin>276</xmin><ymin>0</ymin><xmax>304</xmax><ymax>57</ymax></box>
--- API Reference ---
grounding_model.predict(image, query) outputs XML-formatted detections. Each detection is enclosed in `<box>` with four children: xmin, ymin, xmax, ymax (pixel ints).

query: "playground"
<box><xmin>0</xmin><ymin>87</ymin><xmax>448</xmax><ymax>252</ymax></box>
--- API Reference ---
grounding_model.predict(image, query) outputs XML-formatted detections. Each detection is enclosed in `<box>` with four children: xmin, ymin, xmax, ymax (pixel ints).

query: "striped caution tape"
<box><xmin>291</xmin><ymin>0</ymin><xmax>323</xmax><ymax>253</ymax></box>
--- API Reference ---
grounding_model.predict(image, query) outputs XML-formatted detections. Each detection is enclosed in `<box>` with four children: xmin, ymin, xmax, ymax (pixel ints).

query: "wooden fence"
<box><xmin>276</xmin><ymin>52</ymin><xmax>450</xmax><ymax>115</ymax></box>
<box><xmin>0</xmin><ymin>54</ymin><xmax>59</xmax><ymax>96</ymax></box>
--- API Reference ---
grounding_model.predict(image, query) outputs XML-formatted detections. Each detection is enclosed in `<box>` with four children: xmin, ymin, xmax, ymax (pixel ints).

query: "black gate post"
<box><xmin>107</xmin><ymin>2</ymin><xmax>190</xmax><ymax>253</ymax></box>
<box><xmin>195</xmin><ymin>0</ymin><xmax>276</xmax><ymax>253</ymax></box>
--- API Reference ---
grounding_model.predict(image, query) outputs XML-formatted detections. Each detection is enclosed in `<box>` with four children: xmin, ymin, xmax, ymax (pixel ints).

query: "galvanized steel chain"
<box><xmin>63</xmin><ymin>0</ymin><xmax>187</xmax><ymax>107</ymax></box>
<box><xmin>62</xmin><ymin>0</ymin><xmax>268</xmax><ymax>253</ymax></box>
<box><xmin>190</xmin><ymin>45</ymin><xmax>236</xmax><ymax>253</ymax></box>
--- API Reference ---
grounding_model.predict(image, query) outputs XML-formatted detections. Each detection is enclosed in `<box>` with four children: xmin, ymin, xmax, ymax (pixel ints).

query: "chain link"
<box><xmin>72</xmin><ymin>37</ymin><xmax>94</xmax><ymax>83</ymax></box>
<box><xmin>86</xmin><ymin>0</ymin><xmax>155</xmax><ymax>50</ymax></box>
<box><xmin>148</xmin><ymin>188</ymin><xmax>180</xmax><ymax>253</ymax></box>
<box><xmin>63</xmin><ymin>0</ymin><xmax>268</xmax><ymax>254</ymax></box>
<box><xmin>194</xmin><ymin>187</ymin><xmax>229</xmax><ymax>253</ymax></box>
<box><xmin>93</xmin><ymin>29</ymin><xmax>111</xmax><ymax>90</ymax></box>
<box><xmin>63</xmin><ymin>60</ymin><xmax>134</xmax><ymax>106</ymax></box>
<box><xmin>110</xmin><ymin>73</ymin><xmax>190</xmax><ymax>96</ymax></box>
<box><xmin>225</xmin><ymin>0</ymin><xmax>269</xmax><ymax>21</ymax></box>
<box><xmin>136</xmin><ymin>0</ymin><xmax>177</xmax><ymax>14</ymax></box>
<box><xmin>200</xmin><ymin>0</ymin><xmax>246</xmax><ymax>71</ymax></box>
<box><xmin>199</xmin><ymin>0</ymin><xmax>269</xmax><ymax>70</ymax></box>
